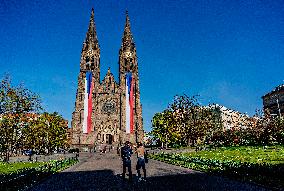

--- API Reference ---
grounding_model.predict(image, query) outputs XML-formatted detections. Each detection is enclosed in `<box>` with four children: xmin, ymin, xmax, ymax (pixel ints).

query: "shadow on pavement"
<box><xmin>27</xmin><ymin>169</ymin><xmax>270</xmax><ymax>191</ymax></box>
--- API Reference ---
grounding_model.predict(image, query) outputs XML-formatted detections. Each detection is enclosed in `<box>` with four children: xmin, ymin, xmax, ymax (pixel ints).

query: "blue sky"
<box><xmin>1</xmin><ymin>0</ymin><xmax>283</xmax><ymax>132</ymax></box>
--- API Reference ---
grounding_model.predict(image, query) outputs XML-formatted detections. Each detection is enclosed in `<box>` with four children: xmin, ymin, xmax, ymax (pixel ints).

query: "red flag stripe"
<box><xmin>87</xmin><ymin>78</ymin><xmax>93</xmax><ymax>133</ymax></box>
<box><xmin>130</xmin><ymin>77</ymin><xmax>134</xmax><ymax>134</ymax></box>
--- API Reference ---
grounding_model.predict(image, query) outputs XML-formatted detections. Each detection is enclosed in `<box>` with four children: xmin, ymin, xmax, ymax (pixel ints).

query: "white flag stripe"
<box><xmin>125</xmin><ymin>78</ymin><xmax>130</xmax><ymax>134</ymax></box>
<box><xmin>83</xmin><ymin>77</ymin><xmax>88</xmax><ymax>134</ymax></box>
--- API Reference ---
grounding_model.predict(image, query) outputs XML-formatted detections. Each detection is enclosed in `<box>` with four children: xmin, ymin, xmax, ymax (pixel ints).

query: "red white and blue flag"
<box><xmin>125</xmin><ymin>72</ymin><xmax>134</xmax><ymax>134</ymax></box>
<box><xmin>83</xmin><ymin>71</ymin><xmax>93</xmax><ymax>134</ymax></box>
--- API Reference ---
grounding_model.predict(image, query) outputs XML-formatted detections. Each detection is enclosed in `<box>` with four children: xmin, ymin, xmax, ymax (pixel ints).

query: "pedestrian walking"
<box><xmin>135</xmin><ymin>142</ymin><xmax>147</xmax><ymax>182</ymax></box>
<box><xmin>117</xmin><ymin>145</ymin><xmax>120</xmax><ymax>155</ymax></box>
<box><xmin>121</xmin><ymin>141</ymin><xmax>133</xmax><ymax>181</ymax></box>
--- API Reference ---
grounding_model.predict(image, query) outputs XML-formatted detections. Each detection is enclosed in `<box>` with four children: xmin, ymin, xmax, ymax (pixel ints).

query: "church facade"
<box><xmin>71</xmin><ymin>9</ymin><xmax>144</xmax><ymax>149</ymax></box>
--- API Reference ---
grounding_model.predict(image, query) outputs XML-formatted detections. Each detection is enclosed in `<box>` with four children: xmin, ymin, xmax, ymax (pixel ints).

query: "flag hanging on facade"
<box><xmin>125</xmin><ymin>72</ymin><xmax>135</xmax><ymax>134</ymax></box>
<box><xmin>83</xmin><ymin>71</ymin><xmax>93</xmax><ymax>134</ymax></box>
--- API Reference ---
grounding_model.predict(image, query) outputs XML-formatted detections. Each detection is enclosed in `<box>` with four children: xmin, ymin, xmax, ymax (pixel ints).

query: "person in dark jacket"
<box><xmin>121</xmin><ymin>141</ymin><xmax>133</xmax><ymax>181</ymax></box>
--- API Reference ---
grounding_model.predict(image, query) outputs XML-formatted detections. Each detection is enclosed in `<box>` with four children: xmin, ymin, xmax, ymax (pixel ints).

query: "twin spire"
<box><xmin>122</xmin><ymin>11</ymin><xmax>134</xmax><ymax>49</ymax></box>
<box><xmin>84</xmin><ymin>9</ymin><xmax>135</xmax><ymax>51</ymax></box>
<box><xmin>85</xmin><ymin>8</ymin><xmax>99</xmax><ymax>49</ymax></box>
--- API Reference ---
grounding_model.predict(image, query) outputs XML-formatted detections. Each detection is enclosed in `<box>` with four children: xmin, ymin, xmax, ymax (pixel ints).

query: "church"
<box><xmin>71</xmin><ymin>8</ymin><xmax>144</xmax><ymax>150</ymax></box>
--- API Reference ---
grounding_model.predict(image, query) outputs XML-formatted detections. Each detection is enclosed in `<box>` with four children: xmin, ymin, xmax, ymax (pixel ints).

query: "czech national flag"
<box><xmin>83</xmin><ymin>71</ymin><xmax>93</xmax><ymax>134</ymax></box>
<box><xmin>125</xmin><ymin>72</ymin><xmax>135</xmax><ymax>134</ymax></box>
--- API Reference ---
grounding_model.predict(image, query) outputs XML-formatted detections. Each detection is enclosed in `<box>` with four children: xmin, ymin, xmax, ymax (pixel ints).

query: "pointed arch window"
<box><xmin>86</xmin><ymin>56</ymin><xmax>90</xmax><ymax>63</ymax></box>
<box><xmin>91</xmin><ymin>56</ymin><xmax>95</xmax><ymax>69</ymax></box>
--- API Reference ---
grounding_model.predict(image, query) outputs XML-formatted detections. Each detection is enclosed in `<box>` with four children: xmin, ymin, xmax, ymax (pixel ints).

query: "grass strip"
<box><xmin>149</xmin><ymin>146</ymin><xmax>284</xmax><ymax>189</ymax></box>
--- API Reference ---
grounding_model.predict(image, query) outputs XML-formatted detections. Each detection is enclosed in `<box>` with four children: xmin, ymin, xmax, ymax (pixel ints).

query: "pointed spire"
<box><xmin>121</xmin><ymin>10</ymin><xmax>134</xmax><ymax>49</ymax></box>
<box><xmin>84</xmin><ymin>8</ymin><xmax>99</xmax><ymax>49</ymax></box>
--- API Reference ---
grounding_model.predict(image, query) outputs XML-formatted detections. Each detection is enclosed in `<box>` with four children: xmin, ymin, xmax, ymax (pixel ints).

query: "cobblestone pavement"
<box><xmin>29</xmin><ymin>151</ymin><xmax>270</xmax><ymax>191</ymax></box>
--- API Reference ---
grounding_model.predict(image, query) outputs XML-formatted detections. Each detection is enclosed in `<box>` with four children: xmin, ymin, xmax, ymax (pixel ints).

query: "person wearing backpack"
<box><xmin>135</xmin><ymin>142</ymin><xmax>147</xmax><ymax>182</ymax></box>
<box><xmin>121</xmin><ymin>141</ymin><xmax>133</xmax><ymax>181</ymax></box>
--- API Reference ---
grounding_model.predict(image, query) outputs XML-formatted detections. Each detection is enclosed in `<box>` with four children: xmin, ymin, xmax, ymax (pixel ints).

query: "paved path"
<box><xmin>29</xmin><ymin>152</ymin><xmax>270</xmax><ymax>191</ymax></box>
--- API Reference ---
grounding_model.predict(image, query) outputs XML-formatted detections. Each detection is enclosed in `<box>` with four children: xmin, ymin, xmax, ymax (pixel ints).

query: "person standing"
<box><xmin>135</xmin><ymin>142</ymin><xmax>147</xmax><ymax>182</ymax></box>
<box><xmin>117</xmin><ymin>144</ymin><xmax>120</xmax><ymax>155</ymax></box>
<box><xmin>121</xmin><ymin>141</ymin><xmax>133</xmax><ymax>181</ymax></box>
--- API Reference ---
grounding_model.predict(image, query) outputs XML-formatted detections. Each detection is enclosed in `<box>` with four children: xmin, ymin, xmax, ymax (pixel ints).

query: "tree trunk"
<box><xmin>165</xmin><ymin>134</ymin><xmax>168</xmax><ymax>149</ymax></box>
<box><xmin>187</xmin><ymin>138</ymin><xmax>191</xmax><ymax>147</ymax></box>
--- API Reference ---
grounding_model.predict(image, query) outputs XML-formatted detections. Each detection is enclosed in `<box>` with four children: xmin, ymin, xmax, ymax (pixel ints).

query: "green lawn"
<box><xmin>150</xmin><ymin>146</ymin><xmax>284</xmax><ymax>189</ymax></box>
<box><xmin>0</xmin><ymin>162</ymin><xmax>46</xmax><ymax>174</ymax></box>
<box><xmin>0</xmin><ymin>158</ymin><xmax>79</xmax><ymax>191</ymax></box>
<box><xmin>184</xmin><ymin>145</ymin><xmax>284</xmax><ymax>164</ymax></box>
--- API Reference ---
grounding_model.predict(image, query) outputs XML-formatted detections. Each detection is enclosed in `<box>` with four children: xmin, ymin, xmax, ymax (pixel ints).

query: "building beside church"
<box><xmin>208</xmin><ymin>104</ymin><xmax>254</xmax><ymax>131</ymax></box>
<box><xmin>71</xmin><ymin>9</ymin><xmax>143</xmax><ymax>150</ymax></box>
<box><xmin>262</xmin><ymin>84</ymin><xmax>284</xmax><ymax>117</ymax></box>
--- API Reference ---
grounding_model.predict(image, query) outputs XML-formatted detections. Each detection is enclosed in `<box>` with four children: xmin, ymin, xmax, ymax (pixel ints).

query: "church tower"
<box><xmin>71</xmin><ymin>8</ymin><xmax>100</xmax><ymax>147</ymax></box>
<box><xmin>118</xmin><ymin>12</ymin><xmax>144</xmax><ymax>143</ymax></box>
<box><xmin>71</xmin><ymin>9</ymin><xmax>143</xmax><ymax>150</ymax></box>
<box><xmin>81</xmin><ymin>8</ymin><xmax>100</xmax><ymax>84</ymax></box>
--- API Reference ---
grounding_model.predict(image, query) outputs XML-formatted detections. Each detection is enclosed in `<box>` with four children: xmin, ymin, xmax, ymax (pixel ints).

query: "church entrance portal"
<box><xmin>106</xmin><ymin>134</ymin><xmax>113</xmax><ymax>145</ymax></box>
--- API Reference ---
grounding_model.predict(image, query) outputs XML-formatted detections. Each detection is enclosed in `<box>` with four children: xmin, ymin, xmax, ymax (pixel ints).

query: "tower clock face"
<box><xmin>102</xmin><ymin>101</ymin><xmax>116</xmax><ymax>114</ymax></box>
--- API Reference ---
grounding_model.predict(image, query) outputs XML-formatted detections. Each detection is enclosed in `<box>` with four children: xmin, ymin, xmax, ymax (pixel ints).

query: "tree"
<box><xmin>0</xmin><ymin>75</ymin><xmax>41</xmax><ymax>161</ymax></box>
<box><xmin>22</xmin><ymin>114</ymin><xmax>45</xmax><ymax>152</ymax></box>
<box><xmin>151</xmin><ymin>112</ymin><xmax>169</xmax><ymax>148</ymax></box>
<box><xmin>167</xmin><ymin>94</ymin><xmax>214</xmax><ymax>146</ymax></box>
<box><xmin>151</xmin><ymin>94</ymin><xmax>224</xmax><ymax>148</ymax></box>
<box><xmin>151</xmin><ymin>110</ymin><xmax>181</xmax><ymax>148</ymax></box>
<box><xmin>21</xmin><ymin>112</ymin><xmax>68</xmax><ymax>154</ymax></box>
<box><xmin>39</xmin><ymin>112</ymin><xmax>68</xmax><ymax>154</ymax></box>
